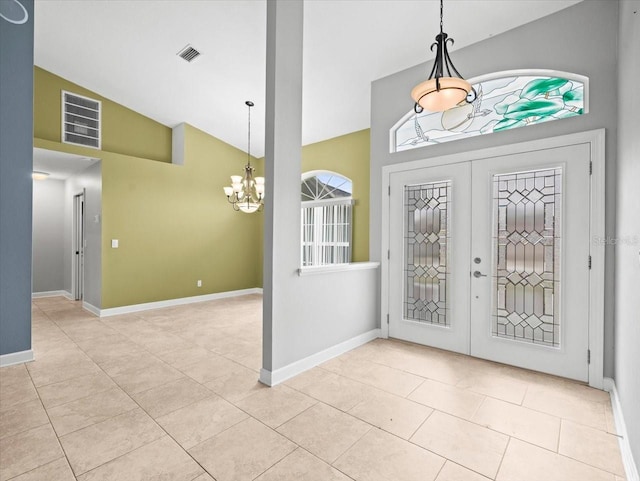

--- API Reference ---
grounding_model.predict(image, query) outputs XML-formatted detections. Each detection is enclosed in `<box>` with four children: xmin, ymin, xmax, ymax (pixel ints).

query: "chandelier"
<box><xmin>223</xmin><ymin>100</ymin><xmax>264</xmax><ymax>213</ymax></box>
<box><xmin>411</xmin><ymin>0</ymin><xmax>476</xmax><ymax>113</ymax></box>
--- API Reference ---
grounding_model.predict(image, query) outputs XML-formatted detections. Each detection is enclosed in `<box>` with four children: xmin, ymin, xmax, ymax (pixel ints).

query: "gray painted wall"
<box><xmin>370</xmin><ymin>1</ymin><xmax>618</xmax><ymax>377</ymax></box>
<box><xmin>263</xmin><ymin>0</ymin><xmax>377</xmax><ymax>375</ymax></box>
<box><xmin>32</xmin><ymin>179</ymin><xmax>65</xmax><ymax>293</ymax></box>
<box><xmin>615</xmin><ymin>0</ymin><xmax>640</xmax><ymax>467</ymax></box>
<box><xmin>63</xmin><ymin>163</ymin><xmax>102</xmax><ymax>309</ymax></box>
<box><xmin>0</xmin><ymin>0</ymin><xmax>34</xmax><ymax>357</ymax></box>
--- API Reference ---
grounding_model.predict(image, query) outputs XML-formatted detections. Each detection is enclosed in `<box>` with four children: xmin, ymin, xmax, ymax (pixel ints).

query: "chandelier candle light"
<box><xmin>411</xmin><ymin>0</ymin><xmax>475</xmax><ymax>113</ymax></box>
<box><xmin>223</xmin><ymin>100</ymin><xmax>265</xmax><ymax>213</ymax></box>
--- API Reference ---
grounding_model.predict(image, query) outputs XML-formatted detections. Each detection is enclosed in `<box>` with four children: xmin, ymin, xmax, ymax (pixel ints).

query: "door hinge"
<box><xmin>588</xmin><ymin>255</ymin><xmax>592</xmax><ymax>269</ymax></box>
<box><xmin>589</xmin><ymin>161</ymin><xmax>593</xmax><ymax>175</ymax></box>
<box><xmin>388</xmin><ymin>185</ymin><xmax>391</xmax><ymax>196</ymax></box>
<box><xmin>387</xmin><ymin>250</ymin><xmax>390</xmax><ymax>260</ymax></box>
<box><xmin>588</xmin><ymin>349</ymin><xmax>591</xmax><ymax>364</ymax></box>
<box><xmin>386</xmin><ymin>313</ymin><xmax>390</xmax><ymax>325</ymax></box>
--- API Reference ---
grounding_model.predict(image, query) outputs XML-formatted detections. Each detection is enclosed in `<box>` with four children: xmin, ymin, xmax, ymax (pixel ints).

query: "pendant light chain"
<box><xmin>247</xmin><ymin>101</ymin><xmax>251</xmax><ymax>167</ymax></box>
<box><xmin>410</xmin><ymin>0</ymin><xmax>475</xmax><ymax>113</ymax></box>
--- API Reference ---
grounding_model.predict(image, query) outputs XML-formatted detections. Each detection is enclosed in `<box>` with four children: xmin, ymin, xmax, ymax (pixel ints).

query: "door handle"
<box><xmin>473</xmin><ymin>271</ymin><xmax>487</xmax><ymax>278</ymax></box>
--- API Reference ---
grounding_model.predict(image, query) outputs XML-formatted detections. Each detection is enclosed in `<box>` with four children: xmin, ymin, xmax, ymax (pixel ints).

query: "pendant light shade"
<box><xmin>411</xmin><ymin>1</ymin><xmax>475</xmax><ymax>113</ymax></box>
<box><xmin>411</xmin><ymin>76</ymin><xmax>472</xmax><ymax>112</ymax></box>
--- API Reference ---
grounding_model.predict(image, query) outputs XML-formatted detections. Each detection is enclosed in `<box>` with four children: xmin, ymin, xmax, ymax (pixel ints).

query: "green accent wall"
<box><xmin>34</xmin><ymin>68</ymin><xmax>262</xmax><ymax>308</ymax></box>
<box><xmin>301</xmin><ymin>129</ymin><xmax>370</xmax><ymax>262</ymax></box>
<box><xmin>34</xmin><ymin>67</ymin><xmax>172</xmax><ymax>163</ymax></box>
<box><xmin>100</xmin><ymin>124</ymin><xmax>261</xmax><ymax>307</ymax></box>
<box><xmin>34</xmin><ymin>67</ymin><xmax>369</xmax><ymax>308</ymax></box>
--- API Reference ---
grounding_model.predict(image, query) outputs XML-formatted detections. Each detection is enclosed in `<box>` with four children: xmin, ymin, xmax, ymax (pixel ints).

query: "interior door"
<box><xmin>388</xmin><ymin>162</ymin><xmax>471</xmax><ymax>354</ymax></box>
<box><xmin>387</xmin><ymin>143</ymin><xmax>592</xmax><ymax>381</ymax></box>
<box><xmin>470</xmin><ymin>144</ymin><xmax>591</xmax><ymax>381</ymax></box>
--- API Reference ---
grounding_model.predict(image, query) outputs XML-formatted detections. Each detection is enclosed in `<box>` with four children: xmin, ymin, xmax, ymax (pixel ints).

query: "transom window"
<box><xmin>390</xmin><ymin>70</ymin><xmax>588</xmax><ymax>153</ymax></box>
<box><xmin>301</xmin><ymin>171</ymin><xmax>353</xmax><ymax>266</ymax></box>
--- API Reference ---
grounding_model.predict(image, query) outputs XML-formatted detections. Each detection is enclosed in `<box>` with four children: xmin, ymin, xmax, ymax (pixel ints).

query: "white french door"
<box><xmin>388</xmin><ymin>143</ymin><xmax>592</xmax><ymax>382</ymax></box>
<box><xmin>389</xmin><ymin>162</ymin><xmax>471</xmax><ymax>354</ymax></box>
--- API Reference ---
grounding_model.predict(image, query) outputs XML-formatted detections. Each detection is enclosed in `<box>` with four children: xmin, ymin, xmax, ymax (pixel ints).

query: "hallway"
<box><xmin>0</xmin><ymin>295</ymin><xmax>626</xmax><ymax>480</ymax></box>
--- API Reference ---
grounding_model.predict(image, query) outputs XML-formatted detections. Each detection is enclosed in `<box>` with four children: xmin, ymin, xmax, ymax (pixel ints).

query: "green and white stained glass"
<box><xmin>391</xmin><ymin>71</ymin><xmax>588</xmax><ymax>153</ymax></box>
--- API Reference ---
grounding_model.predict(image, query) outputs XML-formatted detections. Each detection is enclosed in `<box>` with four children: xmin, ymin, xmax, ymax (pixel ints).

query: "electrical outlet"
<box><xmin>197</xmin><ymin>280</ymin><xmax>202</xmax><ymax>287</ymax></box>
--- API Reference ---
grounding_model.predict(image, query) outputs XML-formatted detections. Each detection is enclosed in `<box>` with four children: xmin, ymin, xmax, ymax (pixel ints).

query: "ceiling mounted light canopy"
<box><xmin>223</xmin><ymin>101</ymin><xmax>264</xmax><ymax>214</ymax></box>
<box><xmin>32</xmin><ymin>171</ymin><xmax>50</xmax><ymax>180</ymax></box>
<box><xmin>411</xmin><ymin>0</ymin><xmax>476</xmax><ymax>113</ymax></box>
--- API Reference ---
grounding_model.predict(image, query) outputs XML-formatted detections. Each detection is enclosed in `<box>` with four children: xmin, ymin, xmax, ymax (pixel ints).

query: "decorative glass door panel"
<box><xmin>404</xmin><ymin>181</ymin><xmax>451</xmax><ymax>326</ymax></box>
<box><xmin>471</xmin><ymin>144</ymin><xmax>590</xmax><ymax>382</ymax></box>
<box><xmin>389</xmin><ymin>163</ymin><xmax>471</xmax><ymax>355</ymax></box>
<box><xmin>493</xmin><ymin>168</ymin><xmax>562</xmax><ymax>347</ymax></box>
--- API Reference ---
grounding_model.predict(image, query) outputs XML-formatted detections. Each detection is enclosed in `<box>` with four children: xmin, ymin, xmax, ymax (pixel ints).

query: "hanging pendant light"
<box><xmin>223</xmin><ymin>100</ymin><xmax>265</xmax><ymax>214</ymax></box>
<box><xmin>411</xmin><ymin>0</ymin><xmax>476</xmax><ymax>113</ymax></box>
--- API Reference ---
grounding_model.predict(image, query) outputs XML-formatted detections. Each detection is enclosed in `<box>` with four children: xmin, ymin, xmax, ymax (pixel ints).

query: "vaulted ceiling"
<box><xmin>34</xmin><ymin>0</ymin><xmax>582</xmax><ymax>157</ymax></box>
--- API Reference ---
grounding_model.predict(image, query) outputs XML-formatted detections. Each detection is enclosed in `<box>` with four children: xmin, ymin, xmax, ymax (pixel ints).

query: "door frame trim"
<box><xmin>381</xmin><ymin>129</ymin><xmax>605</xmax><ymax>388</ymax></box>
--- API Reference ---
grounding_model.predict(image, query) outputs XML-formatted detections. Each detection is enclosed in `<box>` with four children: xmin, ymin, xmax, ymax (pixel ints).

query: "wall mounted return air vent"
<box><xmin>62</xmin><ymin>91</ymin><xmax>101</xmax><ymax>149</ymax></box>
<box><xmin>177</xmin><ymin>44</ymin><xmax>201</xmax><ymax>62</ymax></box>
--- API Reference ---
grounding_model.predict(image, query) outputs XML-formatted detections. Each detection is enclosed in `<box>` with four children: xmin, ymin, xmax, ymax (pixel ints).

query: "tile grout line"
<box><xmin>22</xmin><ymin>360</ymin><xmax>79</xmax><ymax>480</ymax></box>
<box><xmin>33</xmin><ymin>300</ymin><xmax>232</xmax><ymax>479</ymax></box>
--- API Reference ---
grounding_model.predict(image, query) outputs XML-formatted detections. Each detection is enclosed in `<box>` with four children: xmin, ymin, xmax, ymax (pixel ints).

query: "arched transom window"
<box><xmin>390</xmin><ymin>70</ymin><xmax>588</xmax><ymax>153</ymax></box>
<box><xmin>301</xmin><ymin>171</ymin><xmax>353</xmax><ymax>266</ymax></box>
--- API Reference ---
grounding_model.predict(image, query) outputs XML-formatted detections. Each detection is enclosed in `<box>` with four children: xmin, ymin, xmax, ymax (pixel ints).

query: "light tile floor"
<box><xmin>0</xmin><ymin>295</ymin><xmax>626</xmax><ymax>481</ymax></box>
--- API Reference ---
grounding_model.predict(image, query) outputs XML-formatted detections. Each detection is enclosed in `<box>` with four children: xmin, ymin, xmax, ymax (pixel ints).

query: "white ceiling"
<box><xmin>34</xmin><ymin>0</ymin><xmax>582</xmax><ymax>158</ymax></box>
<box><xmin>33</xmin><ymin>148</ymin><xmax>98</xmax><ymax>180</ymax></box>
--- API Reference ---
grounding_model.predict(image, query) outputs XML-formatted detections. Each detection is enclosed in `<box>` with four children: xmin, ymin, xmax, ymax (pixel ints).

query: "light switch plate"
<box><xmin>111</xmin><ymin>239</ymin><xmax>119</xmax><ymax>248</ymax></box>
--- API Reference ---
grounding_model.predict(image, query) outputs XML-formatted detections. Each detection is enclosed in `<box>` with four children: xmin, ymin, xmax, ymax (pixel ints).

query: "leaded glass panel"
<box><xmin>492</xmin><ymin>168</ymin><xmax>562</xmax><ymax>347</ymax></box>
<box><xmin>404</xmin><ymin>181</ymin><xmax>451</xmax><ymax>326</ymax></box>
<box><xmin>392</xmin><ymin>72</ymin><xmax>587</xmax><ymax>153</ymax></box>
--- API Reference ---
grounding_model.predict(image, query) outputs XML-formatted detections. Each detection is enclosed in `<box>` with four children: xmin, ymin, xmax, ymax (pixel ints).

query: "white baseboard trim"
<box><xmin>98</xmin><ymin>288</ymin><xmax>263</xmax><ymax>317</ymax></box>
<box><xmin>259</xmin><ymin>328</ymin><xmax>381</xmax><ymax>386</ymax></box>
<box><xmin>83</xmin><ymin>302</ymin><xmax>101</xmax><ymax>316</ymax></box>
<box><xmin>604</xmin><ymin>377</ymin><xmax>639</xmax><ymax>481</ymax></box>
<box><xmin>32</xmin><ymin>290</ymin><xmax>72</xmax><ymax>299</ymax></box>
<box><xmin>0</xmin><ymin>349</ymin><xmax>34</xmax><ymax>367</ymax></box>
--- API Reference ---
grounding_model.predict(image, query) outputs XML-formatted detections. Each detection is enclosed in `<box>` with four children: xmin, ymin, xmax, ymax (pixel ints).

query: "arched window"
<box><xmin>390</xmin><ymin>70</ymin><xmax>588</xmax><ymax>153</ymax></box>
<box><xmin>301</xmin><ymin>171</ymin><xmax>353</xmax><ymax>266</ymax></box>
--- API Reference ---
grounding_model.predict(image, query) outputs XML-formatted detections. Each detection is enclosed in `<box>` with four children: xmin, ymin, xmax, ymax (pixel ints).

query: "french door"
<box><xmin>388</xmin><ymin>143</ymin><xmax>592</xmax><ymax>381</ymax></box>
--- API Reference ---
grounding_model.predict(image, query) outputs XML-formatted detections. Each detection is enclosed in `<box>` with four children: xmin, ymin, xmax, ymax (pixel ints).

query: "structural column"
<box><xmin>262</xmin><ymin>0</ymin><xmax>304</xmax><ymax>383</ymax></box>
<box><xmin>0</xmin><ymin>0</ymin><xmax>35</xmax><ymax>365</ymax></box>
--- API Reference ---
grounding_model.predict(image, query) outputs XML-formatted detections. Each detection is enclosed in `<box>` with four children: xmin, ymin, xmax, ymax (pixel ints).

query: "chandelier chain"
<box><xmin>247</xmin><ymin>101</ymin><xmax>251</xmax><ymax>166</ymax></box>
<box><xmin>440</xmin><ymin>0</ymin><xmax>443</xmax><ymax>36</ymax></box>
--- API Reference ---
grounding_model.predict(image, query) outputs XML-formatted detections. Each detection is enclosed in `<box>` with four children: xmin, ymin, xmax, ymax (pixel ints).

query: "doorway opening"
<box><xmin>72</xmin><ymin>192</ymin><xmax>85</xmax><ymax>301</ymax></box>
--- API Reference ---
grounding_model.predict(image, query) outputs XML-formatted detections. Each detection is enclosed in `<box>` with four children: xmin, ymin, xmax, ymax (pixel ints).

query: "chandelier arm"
<box><xmin>426</xmin><ymin>52</ymin><xmax>438</xmax><ymax>80</ymax></box>
<box><xmin>443</xmin><ymin>42</ymin><xmax>464</xmax><ymax>79</ymax></box>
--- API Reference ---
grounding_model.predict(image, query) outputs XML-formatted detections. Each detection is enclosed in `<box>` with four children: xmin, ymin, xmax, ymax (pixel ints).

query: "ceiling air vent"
<box><xmin>61</xmin><ymin>91</ymin><xmax>101</xmax><ymax>149</ymax></box>
<box><xmin>177</xmin><ymin>44</ymin><xmax>201</xmax><ymax>63</ymax></box>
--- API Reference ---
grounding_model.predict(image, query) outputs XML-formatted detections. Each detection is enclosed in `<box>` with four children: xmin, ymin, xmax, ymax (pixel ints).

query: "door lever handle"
<box><xmin>473</xmin><ymin>271</ymin><xmax>487</xmax><ymax>278</ymax></box>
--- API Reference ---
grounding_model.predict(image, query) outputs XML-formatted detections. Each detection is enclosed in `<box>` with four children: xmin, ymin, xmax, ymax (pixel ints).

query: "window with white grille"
<box><xmin>62</xmin><ymin>91</ymin><xmax>101</xmax><ymax>149</ymax></box>
<box><xmin>301</xmin><ymin>171</ymin><xmax>353</xmax><ymax>266</ymax></box>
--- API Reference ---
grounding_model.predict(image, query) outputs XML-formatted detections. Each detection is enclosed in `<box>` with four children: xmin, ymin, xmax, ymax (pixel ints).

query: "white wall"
<box><xmin>615</xmin><ymin>0</ymin><xmax>640</xmax><ymax>468</ymax></box>
<box><xmin>63</xmin><ymin>162</ymin><xmax>102</xmax><ymax>309</ymax></box>
<box><xmin>32</xmin><ymin>179</ymin><xmax>65</xmax><ymax>293</ymax></box>
<box><xmin>262</xmin><ymin>1</ymin><xmax>378</xmax><ymax>381</ymax></box>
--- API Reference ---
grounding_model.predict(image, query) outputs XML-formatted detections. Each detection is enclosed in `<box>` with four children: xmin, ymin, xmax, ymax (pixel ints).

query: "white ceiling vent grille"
<box><xmin>177</xmin><ymin>44</ymin><xmax>201</xmax><ymax>62</ymax></box>
<box><xmin>62</xmin><ymin>91</ymin><xmax>101</xmax><ymax>149</ymax></box>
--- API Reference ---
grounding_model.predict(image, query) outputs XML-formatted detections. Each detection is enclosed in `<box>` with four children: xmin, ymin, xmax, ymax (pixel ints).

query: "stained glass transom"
<box><xmin>493</xmin><ymin>168</ymin><xmax>562</xmax><ymax>347</ymax></box>
<box><xmin>392</xmin><ymin>72</ymin><xmax>587</xmax><ymax>153</ymax></box>
<box><xmin>404</xmin><ymin>181</ymin><xmax>451</xmax><ymax>326</ymax></box>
